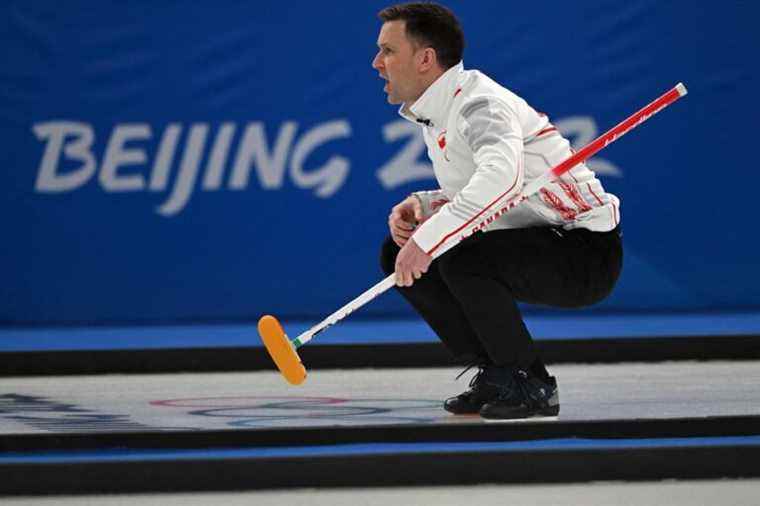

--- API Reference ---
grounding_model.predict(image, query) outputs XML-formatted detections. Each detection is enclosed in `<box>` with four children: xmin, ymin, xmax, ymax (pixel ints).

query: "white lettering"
<box><xmin>100</xmin><ymin>124</ymin><xmax>151</xmax><ymax>191</ymax></box>
<box><xmin>33</xmin><ymin>121</ymin><xmax>96</xmax><ymax>192</ymax></box>
<box><xmin>202</xmin><ymin>123</ymin><xmax>236</xmax><ymax>190</ymax></box>
<box><xmin>290</xmin><ymin>120</ymin><xmax>351</xmax><ymax>198</ymax></box>
<box><xmin>150</xmin><ymin>123</ymin><xmax>182</xmax><ymax>191</ymax></box>
<box><xmin>377</xmin><ymin>120</ymin><xmax>434</xmax><ymax>189</ymax></box>
<box><xmin>157</xmin><ymin>124</ymin><xmax>208</xmax><ymax>216</ymax></box>
<box><xmin>32</xmin><ymin>119</ymin><xmax>356</xmax><ymax>216</ymax></box>
<box><xmin>230</xmin><ymin>122</ymin><xmax>297</xmax><ymax>190</ymax></box>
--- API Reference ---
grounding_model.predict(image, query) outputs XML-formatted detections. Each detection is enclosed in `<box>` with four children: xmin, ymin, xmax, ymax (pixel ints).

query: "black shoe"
<box><xmin>443</xmin><ymin>364</ymin><xmax>500</xmax><ymax>414</ymax></box>
<box><xmin>479</xmin><ymin>368</ymin><xmax>560</xmax><ymax>420</ymax></box>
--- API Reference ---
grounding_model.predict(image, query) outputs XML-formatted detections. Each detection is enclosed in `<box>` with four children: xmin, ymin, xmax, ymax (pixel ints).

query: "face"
<box><xmin>372</xmin><ymin>20</ymin><xmax>426</xmax><ymax>105</ymax></box>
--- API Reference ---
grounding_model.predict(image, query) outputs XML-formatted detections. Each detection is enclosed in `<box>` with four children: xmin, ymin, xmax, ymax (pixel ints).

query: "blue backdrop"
<box><xmin>1</xmin><ymin>1</ymin><xmax>758</xmax><ymax>325</ymax></box>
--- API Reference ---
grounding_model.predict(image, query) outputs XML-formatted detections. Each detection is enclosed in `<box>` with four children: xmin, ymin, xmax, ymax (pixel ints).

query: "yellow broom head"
<box><xmin>257</xmin><ymin>315</ymin><xmax>307</xmax><ymax>385</ymax></box>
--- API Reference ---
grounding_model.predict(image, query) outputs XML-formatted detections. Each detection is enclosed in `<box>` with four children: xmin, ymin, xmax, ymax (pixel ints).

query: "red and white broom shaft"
<box><xmin>293</xmin><ymin>82</ymin><xmax>688</xmax><ymax>347</ymax></box>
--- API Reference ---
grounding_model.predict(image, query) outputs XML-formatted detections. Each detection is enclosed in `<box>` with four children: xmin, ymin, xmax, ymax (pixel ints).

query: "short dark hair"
<box><xmin>378</xmin><ymin>2</ymin><xmax>465</xmax><ymax>70</ymax></box>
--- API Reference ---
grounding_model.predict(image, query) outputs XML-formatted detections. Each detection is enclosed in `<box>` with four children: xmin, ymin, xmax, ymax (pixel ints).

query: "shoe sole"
<box><xmin>444</xmin><ymin>408</ymin><xmax>484</xmax><ymax>415</ymax></box>
<box><xmin>479</xmin><ymin>404</ymin><xmax>560</xmax><ymax>421</ymax></box>
<box><xmin>443</xmin><ymin>402</ymin><xmax>489</xmax><ymax>415</ymax></box>
<box><xmin>481</xmin><ymin>414</ymin><xmax>559</xmax><ymax>423</ymax></box>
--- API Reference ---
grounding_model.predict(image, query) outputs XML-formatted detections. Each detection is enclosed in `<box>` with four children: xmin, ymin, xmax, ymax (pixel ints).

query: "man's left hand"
<box><xmin>394</xmin><ymin>238</ymin><xmax>432</xmax><ymax>287</ymax></box>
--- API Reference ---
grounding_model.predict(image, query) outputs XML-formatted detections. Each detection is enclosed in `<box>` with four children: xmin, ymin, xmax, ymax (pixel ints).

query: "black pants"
<box><xmin>380</xmin><ymin>226</ymin><xmax>623</xmax><ymax>372</ymax></box>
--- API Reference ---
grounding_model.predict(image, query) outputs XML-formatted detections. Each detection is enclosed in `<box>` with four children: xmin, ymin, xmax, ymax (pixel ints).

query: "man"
<box><xmin>372</xmin><ymin>3</ymin><xmax>623</xmax><ymax>420</ymax></box>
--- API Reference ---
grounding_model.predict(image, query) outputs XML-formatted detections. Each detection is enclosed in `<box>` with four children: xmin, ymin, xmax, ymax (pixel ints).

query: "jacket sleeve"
<box><xmin>411</xmin><ymin>97</ymin><xmax>525</xmax><ymax>255</ymax></box>
<box><xmin>411</xmin><ymin>189</ymin><xmax>449</xmax><ymax>220</ymax></box>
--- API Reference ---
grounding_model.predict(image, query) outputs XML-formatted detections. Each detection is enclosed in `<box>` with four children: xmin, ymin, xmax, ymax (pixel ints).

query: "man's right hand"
<box><xmin>388</xmin><ymin>195</ymin><xmax>424</xmax><ymax>247</ymax></box>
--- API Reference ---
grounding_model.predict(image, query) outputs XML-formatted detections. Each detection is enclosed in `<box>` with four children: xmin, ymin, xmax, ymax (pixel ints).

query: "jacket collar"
<box><xmin>399</xmin><ymin>62</ymin><xmax>464</xmax><ymax>128</ymax></box>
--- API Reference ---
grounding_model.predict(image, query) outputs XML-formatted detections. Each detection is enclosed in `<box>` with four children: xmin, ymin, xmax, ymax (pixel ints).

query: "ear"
<box><xmin>417</xmin><ymin>47</ymin><xmax>438</xmax><ymax>72</ymax></box>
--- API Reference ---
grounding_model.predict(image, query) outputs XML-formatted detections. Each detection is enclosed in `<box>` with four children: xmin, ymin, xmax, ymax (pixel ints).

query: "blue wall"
<box><xmin>1</xmin><ymin>1</ymin><xmax>758</xmax><ymax>324</ymax></box>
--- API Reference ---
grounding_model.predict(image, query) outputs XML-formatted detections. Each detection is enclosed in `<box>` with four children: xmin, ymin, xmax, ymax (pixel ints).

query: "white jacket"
<box><xmin>401</xmin><ymin>62</ymin><xmax>620</xmax><ymax>256</ymax></box>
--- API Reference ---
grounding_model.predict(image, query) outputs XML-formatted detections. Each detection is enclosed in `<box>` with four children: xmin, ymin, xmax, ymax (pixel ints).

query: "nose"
<box><xmin>372</xmin><ymin>50</ymin><xmax>383</xmax><ymax>71</ymax></box>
